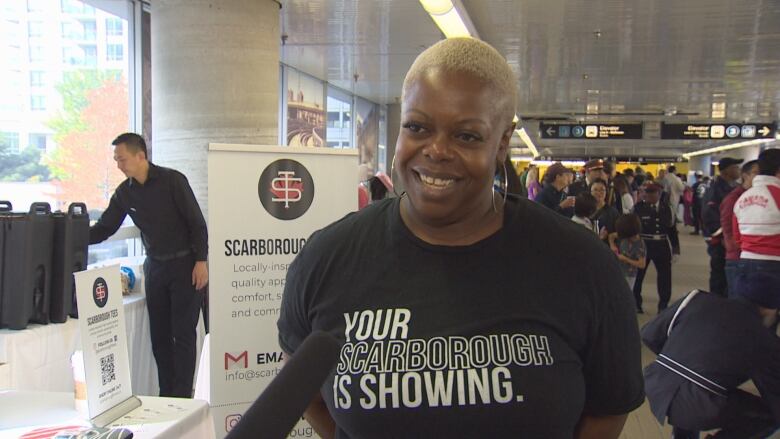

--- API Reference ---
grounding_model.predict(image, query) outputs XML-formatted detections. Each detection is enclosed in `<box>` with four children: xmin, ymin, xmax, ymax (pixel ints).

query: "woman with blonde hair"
<box><xmin>526</xmin><ymin>165</ymin><xmax>541</xmax><ymax>200</ymax></box>
<box><xmin>278</xmin><ymin>37</ymin><xmax>643</xmax><ymax>439</ymax></box>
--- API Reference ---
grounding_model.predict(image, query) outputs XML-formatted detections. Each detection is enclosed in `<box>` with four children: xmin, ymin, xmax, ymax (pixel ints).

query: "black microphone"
<box><xmin>226</xmin><ymin>331</ymin><xmax>342</xmax><ymax>439</ymax></box>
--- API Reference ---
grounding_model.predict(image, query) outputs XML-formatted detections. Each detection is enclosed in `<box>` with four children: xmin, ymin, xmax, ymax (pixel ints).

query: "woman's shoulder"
<box><xmin>303</xmin><ymin>198</ymin><xmax>395</xmax><ymax>252</ymax></box>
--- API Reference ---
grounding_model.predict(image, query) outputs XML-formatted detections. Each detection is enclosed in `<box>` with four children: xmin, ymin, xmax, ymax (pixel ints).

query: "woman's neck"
<box><xmin>399</xmin><ymin>195</ymin><xmax>504</xmax><ymax>246</ymax></box>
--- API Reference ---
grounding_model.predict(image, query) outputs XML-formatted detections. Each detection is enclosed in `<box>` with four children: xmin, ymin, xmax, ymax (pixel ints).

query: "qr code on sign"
<box><xmin>100</xmin><ymin>353</ymin><xmax>115</xmax><ymax>385</ymax></box>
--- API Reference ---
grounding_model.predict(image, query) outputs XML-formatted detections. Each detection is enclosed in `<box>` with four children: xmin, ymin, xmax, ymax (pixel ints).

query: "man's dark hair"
<box><xmin>112</xmin><ymin>132</ymin><xmax>148</xmax><ymax>158</ymax></box>
<box><xmin>574</xmin><ymin>192</ymin><xmax>597</xmax><ymax>218</ymax></box>
<box><xmin>622</xmin><ymin>168</ymin><xmax>634</xmax><ymax>177</ymax></box>
<box><xmin>758</xmin><ymin>148</ymin><xmax>780</xmax><ymax>176</ymax></box>
<box><xmin>616</xmin><ymin>213</ymin><xmax>641</xmax><ymax>239</ymax></box>
<box><xmin>667</xmin><ymin>165</ymin><xmax>677</xmax><ymax>173</ymax></box>
<box><xmin>741</xmin><ymin>160</ymin><xmax>758</xmax><ymax>175</ymax></box>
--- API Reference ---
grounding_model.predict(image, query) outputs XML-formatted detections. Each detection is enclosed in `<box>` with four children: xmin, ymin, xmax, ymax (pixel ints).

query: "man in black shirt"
<box><xmin>535</xmin><ymin>162</ymin><xmax>575</xmax><ymax>216</ymax></box>
<box><xmin>641</xmin><ymin>272</ymin><xmax>780</xmax><ymax>438</ymax></box>
<box><xmin>701</xmin><ymin>157</ymin><xmax>743</xmax><ymax>296</ymax></box>
<box><xmin>90</xmin><ymin>132</ymin><xmax>208</xmax><ymax>398</ymax></box>
<box><xmin>632</xmin><ymin>181</ymin><xmax>674</xmax><ymax>313</ymax></box>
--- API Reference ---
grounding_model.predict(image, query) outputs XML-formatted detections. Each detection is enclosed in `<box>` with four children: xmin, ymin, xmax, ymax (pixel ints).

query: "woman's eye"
<box><xmin>402</xmin><ymin>122</ymin><xmax>424</xmax><ymax>133</ymax></box>
<box><xmin>457</xmin><ymin>132</ymin><xmax>482</xmax><ymax>142</ymax></box>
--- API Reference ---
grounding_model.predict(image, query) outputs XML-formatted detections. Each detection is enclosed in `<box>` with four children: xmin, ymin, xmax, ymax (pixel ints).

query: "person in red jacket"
<box><xmin>720</xmin><ymin>160</ymin><xmax>759</xmax><ymax>297</ymax></box>
<box><xmin>734</xmin><ymin>149</ymin><xmax>780</xmax><ymax>300</ymax></box>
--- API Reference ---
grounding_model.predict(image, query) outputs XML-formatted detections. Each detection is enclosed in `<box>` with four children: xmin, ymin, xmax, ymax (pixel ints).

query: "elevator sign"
<box><xmin>661</xmin><ymin>122</ymin><xmax>776</xmax><ymax>140</ymax></box>
<box><xmin>540</xmin><ymin>123</ymin><xmax>643</xmax><ymax>139</ymax></box>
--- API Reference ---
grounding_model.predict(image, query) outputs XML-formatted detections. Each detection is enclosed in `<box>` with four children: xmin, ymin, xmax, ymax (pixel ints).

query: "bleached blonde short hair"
<box><xmin>402</xmin><ymin>38</ymin><xmax>518</xmax><ymax>126</ymax></box>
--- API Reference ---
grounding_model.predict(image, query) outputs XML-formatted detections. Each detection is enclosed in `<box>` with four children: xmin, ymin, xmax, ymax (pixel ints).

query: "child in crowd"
<box><xmin>572</xmin><ymin>192</ymin><xmax>599</xmax><ymax>234</ymax></box>
<box><xmin>615</xmin><ymin>213</ymin><xmax>646</xmax><ymax>289</ymax></box>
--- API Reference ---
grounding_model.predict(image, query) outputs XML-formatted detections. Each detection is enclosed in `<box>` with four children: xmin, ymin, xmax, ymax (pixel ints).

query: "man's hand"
<box><xmin>192</xmin><ymin>261</ymin><xmax>209</xmax><ymax>291</ymax></box>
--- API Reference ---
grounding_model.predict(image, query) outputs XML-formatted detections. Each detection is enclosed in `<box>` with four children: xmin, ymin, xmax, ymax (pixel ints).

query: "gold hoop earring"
<box><xmin>390</xmin><ymin>155</ymin><xmax>404</xmax><ymax>198</ymax></box>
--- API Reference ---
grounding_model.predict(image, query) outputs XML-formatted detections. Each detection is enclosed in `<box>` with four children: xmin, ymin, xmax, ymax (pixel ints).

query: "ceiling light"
<box><xmin>419</xmin><ymin>0</ymin><xmax>479</xmax><ymax>39</ymax></box>
<box><xmin>681</xmin><ymin>138</ymin><xmax>774</xmax><ymax>159</ymax></box>
<box><xmin>531</xmin><ymin>160</ymin><xmax>586</xmax><ymax>167</ymax></box>
<box><xmin>516</xmin><ymin>127</ymin><xmax>540</xmax><ymax>158</ymax></box>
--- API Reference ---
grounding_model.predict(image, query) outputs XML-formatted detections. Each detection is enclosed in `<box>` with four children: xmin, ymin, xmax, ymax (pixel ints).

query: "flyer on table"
<box><xmin>74</xmin><ymin>265</ymin><xmax>133</xmax><ymax>420</ymax></box>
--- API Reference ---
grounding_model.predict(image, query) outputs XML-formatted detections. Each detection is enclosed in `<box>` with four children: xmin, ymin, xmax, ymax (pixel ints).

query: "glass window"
<box><xmin>106</xmin><ymin>17</ymin><xmax>122</xmax><ymax>36</ymax></box>
<box><xmin>29</xmin><ymin>71</ymin><xmax>45</xmax><ymax>87</ymax></box>
<box><xmin>61</xmin><ymin>0</ymin><xmax>94</xmax><ymax>14</ymax></box>
<box><xmin>0</xmin><ymin>132</ymin><xmax>20</xmax><ymax>152</ymax></box>
<box><xmin>28</xmin><ymin>45</ymin><xmax>44</xmax><ymax>62</ymax></box>
<box><xmin>29</xmin><ymin>133</ymin><xmax>47</xmax><ymax>150</ymax></box>
<box><xmin>28</xmin><ymin>21</ymin><xmax>44</xmax><ymax>38</ymax></box>
<box><xmin>62</xmin><ymin>46</ymin><xmax>83</xmax><ymax>65</ymax></box>
<box><xmin>84</xmin><ymin>45</ymin><xmax>97</xmax><ymax>66</ymax></box>
<box><xmin>326</xmin><ymin>87</ymin><xmax>352</xmax><ymax>149</ymax></box>
<box><xmin>27</xmin><ymin>0</ymin><xmax>46</xmax><ymax>12</ymax></box>
<box><xmin>4</xmin><ymin>0</ymin><xmax>134</xmax><ymax>265</ymax></box>
<box><xmin>30</xmin><ymin>95</ymin><xmax>46</xmax><ymax>111</ymax></box>
<box><xmin>83</xmin><ymin>20</ymin><xmax>96</xmax><ymax>41</ymax></box>
<box><xmin>107</xmin><ymin>44</ymin><xmax>123</xmax><ymax>61</ymax></box>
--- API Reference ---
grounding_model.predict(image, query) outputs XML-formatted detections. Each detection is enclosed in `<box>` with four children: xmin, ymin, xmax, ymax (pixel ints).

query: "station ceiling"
<box><xmin>280</xmin><ymin>0</ymin><xmax>780</xmax><ymax>158</ymax></box>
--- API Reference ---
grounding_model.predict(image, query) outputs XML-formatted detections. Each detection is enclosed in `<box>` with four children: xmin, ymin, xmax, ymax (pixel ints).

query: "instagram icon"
<box><xmin>225</xmin><ymin>414</ymin><xmax>242</xmax><ymax>432</ymax></box>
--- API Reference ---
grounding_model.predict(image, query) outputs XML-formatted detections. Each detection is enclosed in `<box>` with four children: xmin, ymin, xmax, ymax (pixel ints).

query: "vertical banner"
<box><xmin>208</xmin><ymin>144</ymin><xmax>358</xmax><ymax>438</ymax></box>
<box><xmin>355</xmin><ymin>97</ymin><xmax>379</xmax><ymax>173</ymax></box>
<box><xmin>286</xmin><ymin>70</ymin><xmax>325</xmax><ymax>147</ymax></box>
<box><xmin>74</xmin><ymin>265</ymin><xmax>134</xmax><ymax>420</ymax></box>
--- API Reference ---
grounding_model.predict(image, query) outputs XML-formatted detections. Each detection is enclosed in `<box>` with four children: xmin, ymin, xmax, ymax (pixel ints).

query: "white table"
<box><xmin>0</xmin><ymin>391</ymin><xmax>215</xmax><ymax>438</ymax></box>
<box><xmin>0</xmin><ymin>293</ymin><xmax>160</xmax><ymax>396</ymax></box>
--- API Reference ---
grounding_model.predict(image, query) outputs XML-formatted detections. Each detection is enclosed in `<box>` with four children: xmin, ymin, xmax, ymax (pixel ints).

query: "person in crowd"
<box><xmin>603</xmin><ymin>160</ymin><xmax>618</xmax><ymax>210</ymax></box>
<box><xmin>278</xmin><ymin>37</ymin><xmax>644</xmax><ymax>439</ymax></box>
<box><xmin>641</xmin><ymin>280</ymin><xmax>780</xmax><ymax>439</ymax></box>
<box><xmin>720</xmin><ymin>160</ymin><xmax>760</xmax><ymax>296</ymax></box>
<box><xmin>656</xmin><ymin>168</ymin><xmax>668</xmax><ymax>185</ymax></box>
<box><xmin>525</xmin><ymin>165</ymin><xmax>541</xmax><ymax>200</ymax></box>
<box><xmin>691</xmin><ymin>171</ymin><xmax>705</xmax><ymax>235</ymax></box>
<box><xmin>623</xmin><ymin>168</ymin><xmax>637</xmax><ymax>200</ymax></box>
<box><xmin>89</xmin><ymin>132</ymin><xmax>208</xmax><ymax>398</ymax></box>
<box><xmin>536</xmin><ymin>162</ymin><xmax>576</xmax><ymax>216</ymax></box>
<box><xmin>663</xmin><ymin>166</ymin><xmax>685</xmax><ymax>220</ymax></box>
<box><xmin>590</xmin><ymin>179</ymin><xmax>620</xmax><ymax>248</ymax></box>
<box><xmin>572</xmin><ymin>192</ymin><xmax>599</xmax><ymax>234</ymax></box>
<box><xmin>734</xmin><ymin>148</ymin><xmax>780</xmax><ymax>300</ymax></box>
<box><xmin>633</xmin><ymin>166</ymin><xmax>646</xmax><ymax>191</ymax></box>
<box><xmin>701</xmin><ymin>157</ymin><xmax>744</xmax><ymax>296</ymax></box>
<box><xmin>568</xmin><ymin>159</ymin><xmax>607</xmax><ymax>198</ymax></box>
<box><xmin>614</xmin><ymin>175</ymin><xmax>634</xmax><ymax>214</ymax></box>
<box><xmin>615</xmin><ymin>213</ymin><xmax>647</xmax><ymax>290</ymax></box>
<box><xmin>632</xmin><ymin>181</ymin><xmax>674</xmax><ymax>314</ymax></box>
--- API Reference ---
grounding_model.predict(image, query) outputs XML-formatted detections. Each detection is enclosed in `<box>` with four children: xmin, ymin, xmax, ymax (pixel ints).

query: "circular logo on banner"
<box><xmin>92</xmin><ymin>277</ymin><xmax>109</xmax><ymax>308</ymax></box>
<box><xmin>258</xmin><ymin>159</ymin><xmax>315</xmax><ymax>220</ymax></box>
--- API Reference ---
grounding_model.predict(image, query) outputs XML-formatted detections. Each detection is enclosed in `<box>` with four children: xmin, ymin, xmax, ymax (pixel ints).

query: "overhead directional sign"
<box><xmin>540</xmin><ymin>123</ymin><xmax>644</xmax><ymax>140</ymax></box>
<box><xmin>661</xmin><ymin>122</ymin><xmax>776</xmax><ymax>140</ymax></box>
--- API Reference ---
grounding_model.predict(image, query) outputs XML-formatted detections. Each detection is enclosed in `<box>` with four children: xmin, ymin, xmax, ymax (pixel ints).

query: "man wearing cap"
<box><xmin>568</xmin><ymin>159</ymin><xmax>607</xmax><ymax>199</ymax></box>
<box><xmin>640</xmin><ymin>279</ymin><xmax>780</xmax><ymax>439</ymax></box>
<box><xmin>691</xmin><ymin>171</ymin><xmax>705</xmax><ymax>235</ymax></box>
<box><xmin>701</xmin><ymin>157</ymin><xmax>744</xmax><ymax>296</ymax></box>
<box><xmin>535</xmin><ymin>162</ymin><xmax>576</xmax><ymax>216</ymax></box>
<box><xmin>632</xmin><ymin>181</ymin><xmax>675</xmax><ymax>313</ymax></box>
<box><xmin>721</xmin><ymin>160</ymin><xmax>760</xmax><ymax>296</ymax></box>
<box><xmin>734</xmin><ymin>148</ymin><xmax>780</xmax><ymax>298</ymax></box>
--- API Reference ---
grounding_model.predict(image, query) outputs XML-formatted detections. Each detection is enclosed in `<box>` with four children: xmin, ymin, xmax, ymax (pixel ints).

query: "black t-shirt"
<box><xmin>278</xmin><ymin>197</ymin><xmax>644</xmax><ymax>439</ymax></box>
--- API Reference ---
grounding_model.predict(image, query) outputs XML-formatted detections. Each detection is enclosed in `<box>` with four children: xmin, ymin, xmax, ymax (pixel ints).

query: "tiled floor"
<box><xmin>617</xmin><ymin>225</ymin><xmax>780</xmax><ymax>439</ymax></box>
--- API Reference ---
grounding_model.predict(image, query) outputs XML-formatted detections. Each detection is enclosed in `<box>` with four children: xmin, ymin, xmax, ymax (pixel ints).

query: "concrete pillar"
<box><xmin>152</xmin><ymin>0</ymin><xmax>280</xmax><ymax>216</ymax></box>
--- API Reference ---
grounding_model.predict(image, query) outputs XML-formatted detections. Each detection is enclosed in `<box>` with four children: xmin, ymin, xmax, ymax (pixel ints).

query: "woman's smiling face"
<box><xmin>396</xmin><ymin>68</ymin><xmax>513</xmax><ymax>225</ymax></box>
